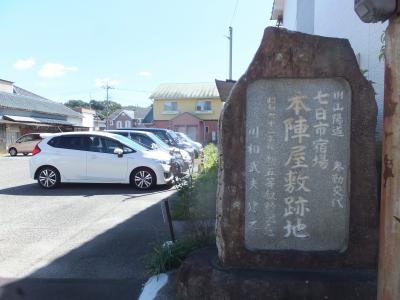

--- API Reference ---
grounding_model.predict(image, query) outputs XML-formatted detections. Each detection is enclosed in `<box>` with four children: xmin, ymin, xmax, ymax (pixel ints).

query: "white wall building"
<box><xmin>72</xmin><ymin>108</ymin><xmax>96</xmax><ymax>130</ymax></box>
<box><xmin>0</xmin><ymin>79</ymin><xmax>85</xmax><ymax>152</ymax></box>
<box><xmin>271</xmin><ymin>0</ymin><xmax>387</xmax><ymax>138</ymax></box>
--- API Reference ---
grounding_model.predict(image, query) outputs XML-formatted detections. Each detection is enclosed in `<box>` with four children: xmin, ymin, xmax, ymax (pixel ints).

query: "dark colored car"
<box><xmin>117</xmin><ymin>128</ymin><xmax>196</xmax><ymax>159</ymax></box>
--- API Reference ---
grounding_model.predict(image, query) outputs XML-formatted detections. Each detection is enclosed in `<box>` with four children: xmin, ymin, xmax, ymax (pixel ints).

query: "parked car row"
<box><xmin>106</xmin><ymin>130</ymin><xmax>193</xmax><ymax>176</ymax></box>
<box><xmin>22</xmin><ymin>128</ymin><xmax>203</xmax><ymax>190</ymax></box>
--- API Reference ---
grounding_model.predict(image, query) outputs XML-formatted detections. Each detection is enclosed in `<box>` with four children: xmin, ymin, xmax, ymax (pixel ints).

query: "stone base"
<box><xmin>177</xmin><ymin>248</ymin><xmax>377</xmax><ymax>300</ymax></box>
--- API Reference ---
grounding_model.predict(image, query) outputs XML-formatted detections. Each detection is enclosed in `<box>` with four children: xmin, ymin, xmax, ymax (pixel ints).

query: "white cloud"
<box><xmin>94</xmin><ymin>78</ymin><xmax>120</xmax><ymax>88</ymax></box>
<box><xmin>138</xmin><ymin>71</ymin><xmax>152</xmax><ymax>77</ymax></box>
<box><xmin>38</xmin><ymin>63</ymin><xmax>79</xmax><ymax>78</ymax></box>
<box><xmin>14</xmin><ymin>58</ymin><xmax>36</xmax><ymax>70</ymax></box>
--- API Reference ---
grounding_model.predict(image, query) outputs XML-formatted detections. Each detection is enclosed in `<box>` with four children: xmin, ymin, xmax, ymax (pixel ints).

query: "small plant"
<box><xmin>171</xmin><ymin>178</ymin><xmax>193</xmax><ymax>220</ymax></box>
<box><xmin>360</xmin><ymin>69</ymin><xmax>377</xmax><ymax>94</ymax></box>
<box><xmin>171</xmin><ymin>143</ymin><xmax>218</xmax><ymax>220</ymax></box>
<box><xmin>145</xmin><ymin>144</ymin><xmax>219</xmax><ymax>275</ymax></box>
<box><xmin>379</xmin><ymin>31</ymin><xmax>385</xmax><ymax>62</ymax></box>
<box><xmin>143</xmin><ymin>235</ymin><xmax>214</xmax><ymax>276</ymax></box>
<box><xmin>202</xmin><ymin>143</ymin><xmax>218</xmax><ymax>172</ymax></box>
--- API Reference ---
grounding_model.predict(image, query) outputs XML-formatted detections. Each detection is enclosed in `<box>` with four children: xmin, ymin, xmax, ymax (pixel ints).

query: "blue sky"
<box><xmin>0</xmin><ymin>0</ymin><xmax>275</xmax><ymax>107</ymax></box>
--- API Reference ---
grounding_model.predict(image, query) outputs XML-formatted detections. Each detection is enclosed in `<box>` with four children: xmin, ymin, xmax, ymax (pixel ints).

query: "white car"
<box><xmin>29</xmin><ymin>132</ymin><xmax>173</xmax><ymax>189</ymax></box>
<box><xmin>175</xmin><ymin>132</ymin><xmax>203</xmax><ymax>157</ymax></box>
<box><xmin>107</xmin><ymin>130</ymin><xmax>193</xmax><ymax>171</ymax></box>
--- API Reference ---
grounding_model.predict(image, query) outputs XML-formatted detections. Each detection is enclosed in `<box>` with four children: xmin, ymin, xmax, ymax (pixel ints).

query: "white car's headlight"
<box><xmin>157</xmin><ymin>159</ymin><xmax>170</xmax><ymax>165</ymax></box>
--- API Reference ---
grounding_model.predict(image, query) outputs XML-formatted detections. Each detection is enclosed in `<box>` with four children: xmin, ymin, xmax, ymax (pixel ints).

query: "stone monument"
<box><xmin>177</xmin><ymin>27</ymin><xmax>378</xmax><ymax>299</ymax></box>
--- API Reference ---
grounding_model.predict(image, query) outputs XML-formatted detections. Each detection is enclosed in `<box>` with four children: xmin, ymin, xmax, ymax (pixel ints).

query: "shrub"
<box><xmin>144</xmin><ymin>144</ymin><xmax>219</xmax><ymax>276</ymax></box>
<box><xmin>171</xmin><ymin>144</ymin><xmax>218</xmax><ymax>220</ymax></box>
<box><xmin>143</xmin><ymin>235</ymin><xmax>214</xmax><ymax>276</ymax></box>
<box><xmin>170</xmin><ymin>178</ymin><xmax>193</xmax><ymax>220</ymax></box>
<box><xmin>202</xmin><ymin>143</ymin><xmax>218</xmax><ymax>172</ymax></box>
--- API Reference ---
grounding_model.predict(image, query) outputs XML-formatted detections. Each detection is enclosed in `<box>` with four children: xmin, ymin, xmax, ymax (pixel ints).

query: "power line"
<box><xmin>57</xmin><ymin>87</ymin><xmax>151</xmax><ymax>96</ymax></box>
<box><xmin>229</xmin><ymin>0</ymin><xmax>240</xmax><ymax>26</ymax></box>
<box><xmin>56</xmin><ymin>88</ymin><xmax>97</xmax><ymax>96</ymax></box>
<box><xmin>113</xmin><ymin>88</ymin><xmax>152</xmax><ymax>93</ymax></box>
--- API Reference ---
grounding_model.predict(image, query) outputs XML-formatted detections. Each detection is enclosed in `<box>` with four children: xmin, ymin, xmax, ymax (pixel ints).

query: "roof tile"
<box><xmin>0</xmin><ymin>90</ymin><xmax>82</xmax><ymax>118</ymax></box>
<box><xmin>150</xmin><ymin>82</ymin><xmax>220</xmax><ymax>100</ymax></box>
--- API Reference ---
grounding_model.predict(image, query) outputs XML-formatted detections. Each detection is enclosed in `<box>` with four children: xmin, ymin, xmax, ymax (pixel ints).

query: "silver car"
<box><xmin>8</xmin><ymin>133</ymin><xmax>52</xmax><ymax>156</ymax></box>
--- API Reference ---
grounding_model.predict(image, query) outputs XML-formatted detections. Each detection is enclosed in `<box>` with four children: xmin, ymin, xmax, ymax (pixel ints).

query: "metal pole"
<box><xmin>106</xmin><ymin>85</ymin><xmax>109</xmax><ymax>130</ymax></box>
<box><xmin>164</xmin><ymin>199</ymin><xmax>176</xmax><ymax>242</ymax></box>
<box><xmin>378</xmin><ymin>12</ymin><xmax>400</xmax><ymax>300</ymax></box>
<box><xmin>103</xmin><ymin>84</ymin><xmax>113</xmax><ymax>130</ymax></box>
<box><xmin>229</xmin><ymin>26</ymin><xmax>233</xmax><ymax>80</ymax></box>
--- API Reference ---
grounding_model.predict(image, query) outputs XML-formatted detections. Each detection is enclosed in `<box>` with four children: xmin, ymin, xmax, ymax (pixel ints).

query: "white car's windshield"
<box><xmin>178</xmin><ymin>132</ymin><xmax>191</xmax><ymax>142</ymax></box>
<box><xmin>146</xmin><ymin>132</ymin><xmax>170</xmax><ymax>150</ymax></box>
<box><xmin>167</xmin><ymin>130</ymin><xmax>179</xmax><ymax>141</ymax></box>
<box><xmin>110</xmin><ymin>134</ymin><xmax>149</xmax><ymax>152</ymax></box>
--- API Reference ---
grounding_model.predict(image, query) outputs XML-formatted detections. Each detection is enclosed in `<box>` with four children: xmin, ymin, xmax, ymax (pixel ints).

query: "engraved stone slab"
<box><xmin>217</xmin><ymin>27</ymin><xmax>378</xmax><ymax>270</ymax></box>
<box><xmin>245</xmin><ymin>78</ymin><xmax>351</xmax><ymax>251</ymax></box>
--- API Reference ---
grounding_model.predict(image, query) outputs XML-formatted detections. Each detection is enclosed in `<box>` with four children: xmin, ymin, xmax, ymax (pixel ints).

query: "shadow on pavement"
<box><xmin>0</xmin><ymin>155</ymin><xmax>30</xmax><ymax>158</ymax></box>
<box><xmin>0</xmin><ymin>194</ymin><xmax>173</xmax><ymax>300</ymax></box>
<box><xmin>0</xmin><ymin>183</ymin><xmax>173</xmax><ymax>199</ymax></box>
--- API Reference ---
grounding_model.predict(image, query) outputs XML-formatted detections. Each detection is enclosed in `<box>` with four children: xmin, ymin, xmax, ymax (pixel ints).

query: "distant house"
<box><xmin>141</xmin><ymin>105</ymin><xmax>154</xmax><ymax>126</ymax></box>
<box><xmin>149</xmin><ymin>82</ymin><xmax>225</xmax><ymax>143</ymax></box>
<box><xmin>73</xmin><ymin>107</ymin><xmax>106</xmax><ymax>131</ymax></box>
<box><xmin>130</xmin><ymin>106</ymin><xmax>152</xmax><ymax>126</ymax></box>
<box><xmin>94</xmin><ymin>116</ymin><xmax>106</xmax><ymax>131</ymax></box>
<box><xmin>0</xmin><ymin>79</ymin><xmax>84</xmax><ymax>153</ymax></box>
<box><xmin>107</xmin><ymin>106</ymin><xmax>151</xmax><ymax>129</ymax></box>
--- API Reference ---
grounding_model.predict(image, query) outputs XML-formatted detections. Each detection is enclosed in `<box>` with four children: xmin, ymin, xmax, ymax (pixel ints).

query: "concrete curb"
<box><xmin>138</xmin><ymin>273</ymin><xmax>172</xmax><ymax>300</ymax></box>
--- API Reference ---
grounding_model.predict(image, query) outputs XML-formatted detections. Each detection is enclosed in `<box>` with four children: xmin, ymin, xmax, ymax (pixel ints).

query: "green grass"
<box><xmin>142</xmin><ymin>144</ymin><xmax>219</xmax><ymax>276</ymax></box>
<box><xmin>171</xmin><ymin>143</ymin><xmax>218</xmax><ymax>220</ymax></box>
<box><xmin>143</xmin><ymin>235</ymin><xmax>214</xmax><ymax>276</ymax></box>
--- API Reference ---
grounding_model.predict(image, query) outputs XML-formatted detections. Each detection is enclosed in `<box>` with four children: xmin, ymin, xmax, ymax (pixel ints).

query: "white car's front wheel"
<box><xmin>132</xmin><ymin>168</ymin><xmax>156</xmax><ymax>190</ymax></box>
<box><xmin>37</xmin><ymin>167</ymin><xmax>60</xmax><ymax>189</ymax></box>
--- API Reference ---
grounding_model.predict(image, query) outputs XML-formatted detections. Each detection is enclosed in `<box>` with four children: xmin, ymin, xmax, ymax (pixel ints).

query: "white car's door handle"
<box><xmin>90</xmin><ymin>155</ymin><xmax>97</xmax><ymax>159</ymax></box>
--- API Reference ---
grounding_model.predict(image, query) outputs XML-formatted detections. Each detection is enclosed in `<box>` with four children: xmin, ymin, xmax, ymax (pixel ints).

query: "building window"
<box><xmin>109</xmin><ymin>120</ymin><xmax>113</xmax><ymax>125</ymax></box>
<box><xmin>125</xmin><ymin>120</ymin><xmax>131</xmax><ymax>128</ymax></box>
<box><xmin>116</xmin><ymin>121</ymin><xmax>122</xmax><ymax>129</ymax></box>
<box><xmin>163</xmin><ymin>102</ymin><xmax>178</xmax><ymax>113</ymax></box>
<box><xmin>205</xmin><ymin>126</ymin><xmax>209</xmax><ymax>133</ymax></box>
<box><xmin>196</xmin><ymin>101</ymin><xmax>212</xmax><ymax>112</ymax></box>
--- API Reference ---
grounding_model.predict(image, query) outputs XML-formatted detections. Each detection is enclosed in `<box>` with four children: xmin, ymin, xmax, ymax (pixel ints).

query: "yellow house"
<box><xmin>149</xmin><ymin>82</ymin><xmax>225</xmax><ymax>143</ymax></box>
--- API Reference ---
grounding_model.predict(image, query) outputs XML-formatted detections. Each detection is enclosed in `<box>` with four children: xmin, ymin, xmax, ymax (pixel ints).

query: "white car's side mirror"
<box><xmin>151</xmin><ymin>143</ymin><xmax>158</xmax><ymax>150</ymax></box>
<box><xmin>114</xmin><ymin>147</ymin><xmax>124</xmax><ymax>157</ymax></box>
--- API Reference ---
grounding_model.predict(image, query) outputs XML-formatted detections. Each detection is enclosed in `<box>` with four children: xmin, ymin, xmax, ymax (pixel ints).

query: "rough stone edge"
<box><xmin>216</xmin><ymin>27</ymin><xmax>378</xmax><ymax>270</ymax></box>
<box><xmin>177</xmin><ymin>248</ymin><xmax>377</xmax><ymax>300</ymax></box>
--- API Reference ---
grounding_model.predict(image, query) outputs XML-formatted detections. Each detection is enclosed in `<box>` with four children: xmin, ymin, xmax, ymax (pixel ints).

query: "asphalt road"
<box><xmin>0</xmin><ymin>155</ymin><xmax>176</xmax><ymax>300</ymax></box>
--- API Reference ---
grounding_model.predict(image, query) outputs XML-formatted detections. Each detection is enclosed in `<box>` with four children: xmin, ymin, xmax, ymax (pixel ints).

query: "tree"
<box><xmin>89</xmin><ymin>100</ymin><xmax>122</xmax><ymax>119</ymax></box>
<box><xmin>65</xmin><ymin>99</ymin><xmax>90</xmax><ymax>109</ymax></box>
<box><xmin>64</xmin><ymin>99</ymin><xmax>122</xmax><ymax>120</ymax></box>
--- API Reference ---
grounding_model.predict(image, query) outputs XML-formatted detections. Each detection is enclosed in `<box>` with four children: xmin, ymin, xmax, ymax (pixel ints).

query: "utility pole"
<box><xmin>103</xmin><ymin>83</ymin><xmax>114</xmax><ymax>130</ymax></box>
<box><xmin>353</xmin><ymin>2</ymin><xmax>400</xmax><ymax>298</ymax></box>
<box><xmin>378</xmin><ymin>10</ymin><xmax>400</xmax><ymax>300</ymax></box>
<box><xmin>228</xmin><ymin>26</ymin><xmax>233</xmax><ymax>80</ymax></box>
<box><xmin>89</xmin><ymin>93</ymin><xmax>92</xmax><ymax>110</ymax></box>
